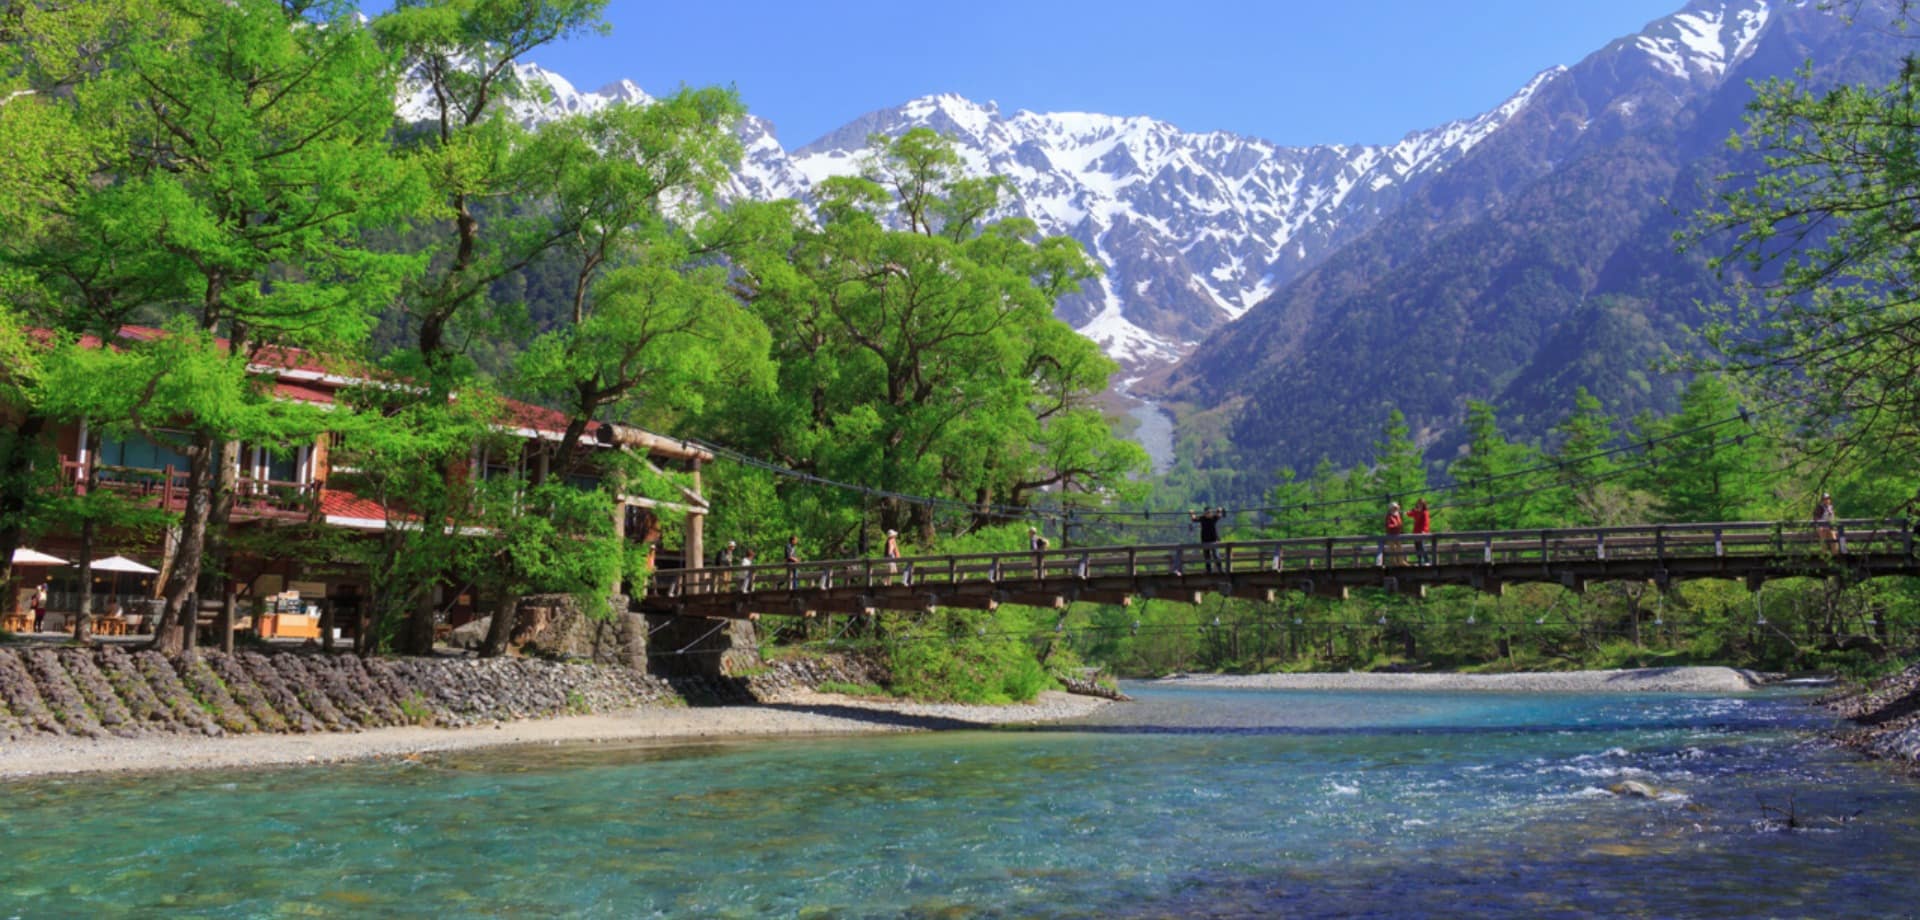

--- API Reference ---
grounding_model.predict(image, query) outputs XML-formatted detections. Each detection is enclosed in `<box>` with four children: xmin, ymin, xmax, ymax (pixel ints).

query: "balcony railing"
<box><xmin>59</xmin><ymin>458</ymin><xmax>318</xmax><ymax>520</ymax></box>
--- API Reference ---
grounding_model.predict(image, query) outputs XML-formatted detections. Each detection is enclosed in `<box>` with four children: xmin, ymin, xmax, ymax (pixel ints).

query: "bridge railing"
<box><xmin>646</xmin><ymin>518</ymin><xmax>1914</xmax><ymax>601</ymax></box>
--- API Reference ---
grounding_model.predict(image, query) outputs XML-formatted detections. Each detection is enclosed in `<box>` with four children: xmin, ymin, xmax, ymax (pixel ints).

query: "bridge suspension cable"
<box><xmin>646</xmin><ymin>408</ymin><xmax>1761</xmax><ymax>534</ymax></box>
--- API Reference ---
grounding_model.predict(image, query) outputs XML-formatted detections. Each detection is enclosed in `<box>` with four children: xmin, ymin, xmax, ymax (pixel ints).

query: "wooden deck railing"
<box><xmin>644</xmin><ymin>518</ymin><xmax>1918</xmax><ymax>604</ymax></box>
<box><xmin>59</xmin><ymin>458</ymin><xmax>318</xmax><ymax>520</ymax></box>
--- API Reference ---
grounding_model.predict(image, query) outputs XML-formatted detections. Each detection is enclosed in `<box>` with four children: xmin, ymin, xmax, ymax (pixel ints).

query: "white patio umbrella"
<box><xmin>86</xmin><ymin>555</ymin><xmax>159</xmax><ymax>618</ymax></box>
<box><xmin>11</xmin><ymin>547</ymin><xmax>67</xmax><ymax>566</ymax></box>
<box><xmin>90</xmin><ymin>555</ymin><xmax>158</xmax><ymax>574</ymax></box>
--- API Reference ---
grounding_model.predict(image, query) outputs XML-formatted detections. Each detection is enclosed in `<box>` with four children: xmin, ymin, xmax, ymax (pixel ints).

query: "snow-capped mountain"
<box><xmin>1150</xmin><ymin>0</ymin><xmax>1896</xmax><ymax>473</ymax></box>
<box><xmin>778</xmin><ymin>77</ymin><xmax>1555</xmax><ymax>369</ymax></box>
<box><xmin>401</xmin><ymin>0</ymin><xmax>1795</xmax><ymax>386</ymax></box>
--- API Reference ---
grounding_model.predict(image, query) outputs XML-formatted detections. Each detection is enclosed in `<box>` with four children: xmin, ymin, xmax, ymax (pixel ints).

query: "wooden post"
<box><xmin>684</xmin><ymin>459</ymin><xmax>704</xmax><ymax>573</ymax></box>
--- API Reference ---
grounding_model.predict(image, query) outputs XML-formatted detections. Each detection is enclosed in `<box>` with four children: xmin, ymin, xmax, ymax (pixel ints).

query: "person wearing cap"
<box><xmin>883</xmin><ymin>529</ymin><xmax>901</xmax><ymax>584</ymax></box>
<box><xmin>1384</xmin><ymin>501</ymin><xmax>1405</xmax><ymax>567</ymax></box>
<box><xmin>1814</xmin><ymin>492</ymin><xmax>1838</xmax><ymax>553</ymax></box>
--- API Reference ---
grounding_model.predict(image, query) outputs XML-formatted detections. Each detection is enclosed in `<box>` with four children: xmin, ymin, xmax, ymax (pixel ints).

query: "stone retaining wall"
<box><xmin>0</xmin><ymin>646</ymin><xmax>888</xmax><ymax>742</ymax></box>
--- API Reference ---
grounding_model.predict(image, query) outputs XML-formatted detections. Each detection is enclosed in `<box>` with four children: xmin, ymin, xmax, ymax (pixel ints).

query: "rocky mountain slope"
<box><xmin>1150</xmin><ymin>0</ymin><xmax>1908</xmax><ymax>472</ymax></box>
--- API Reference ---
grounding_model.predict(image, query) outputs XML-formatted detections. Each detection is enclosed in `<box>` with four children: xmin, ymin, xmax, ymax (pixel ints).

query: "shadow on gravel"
<box><xmin>755</xmin><ymin>701</ymin><xmax>993</xmax><ymax>732</ymax></box>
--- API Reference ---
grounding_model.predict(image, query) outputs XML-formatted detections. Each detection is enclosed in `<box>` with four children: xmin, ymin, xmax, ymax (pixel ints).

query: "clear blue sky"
<box><xmin>531</xmin><ymin>0</ymin><xmax>1686</xmax><ymax>147</ymax></box>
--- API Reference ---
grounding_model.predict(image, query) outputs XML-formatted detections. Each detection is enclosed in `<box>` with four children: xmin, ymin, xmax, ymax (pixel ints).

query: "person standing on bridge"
<box><xmin>1815</xmin><ymin>493</ymin><xmax>1838</xmax><ymax>553</ymax></box>
<box><xmin>883</xmin><ymin>529</ymin><xmax>901</xmax><ymax>585</ymax></box>
<box><xmin>740</xmin><ymin>547</ymin><xmax>756</xmax><ymax>592</ymax></box>
<box><xmin>1384</xmin><ymin>501</ymin><xmax>1405</xmax><ymax>566</ymax></box>
<box><xmin>1191</xmin><ymin>507</ymin><xmax>1226</xmax><ymax>573</ymax></box>
<box><xmin>717</xmin><ymin>540</ymin><xmax>737</xmax><ymax>591</ymax></box>
<box><xmin>785</xmin><ymin>535</ymin><xmax>802</xmax><ymax>590</ymax></box>
<box><xmin>1409</xmin><ymin>498</ymin><xmax>1433</xmax><ymax>565</ymax></box>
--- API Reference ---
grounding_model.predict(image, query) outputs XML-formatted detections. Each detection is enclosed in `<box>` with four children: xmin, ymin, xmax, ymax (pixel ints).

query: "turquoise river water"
<box><xmin>4</xmin><ymin>683</ymin><xmax>1920</xmax><ymax>917</ymax></box>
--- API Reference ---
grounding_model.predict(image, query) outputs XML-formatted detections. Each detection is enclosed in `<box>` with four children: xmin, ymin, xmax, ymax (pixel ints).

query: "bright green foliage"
<box><xmin>376</xmin><ymin>0</ymin><xmax>611</xmax><ymax>365</ymax></box>
<box><xmin>1369</xmin><ymin>409</ymin><xmax>1426</xmax><ymax>504</ymax></box>
<box><xmin>1263</xmin><ymin>459</ymin><xmax>1372</xmax><ymax>538</ymax></box>
<box><xmin>1694</xmin><ymin>56</ymin><xmax>1920</xmax><ymax>516</ymax></box>
<box><xmin>1548</xmin><ymin>387</ymin><xmax>1636</xmax><ymax>525</ymax></box>
<box><xmin>326</xmin><ymin>379</ymin><xmax>500</xmax><ymax>651</ymax></box>
<box><xmin>36</xmin><ymin>1</ymin><xmax>414</xmax><ymax>342</ymax></box>
<box><xmin>1631</xmin><ymin>374</ymin><xmax>1776</xmax><ymax>522</ymax></box>
<box><xmin>713</xmin><ymin>128</ymin><xmax>1145</xmax><ymax>551</ymax></box>
<box><xmin>1444</xmin><ymin>401</ymin><xmax>1549</xmax><ymax>531</ymax></box>
<box><xmin>509</xmin><ymin>88</ymin><xmax>773</xmax><ymax>469</ymax></box>
<box><xmin>884</xmin><ymin>607</ymin><xmax>1053</xmax><ymax>704</ymax></box>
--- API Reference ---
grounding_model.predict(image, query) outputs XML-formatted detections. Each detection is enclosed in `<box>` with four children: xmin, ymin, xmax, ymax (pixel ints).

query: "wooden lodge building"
<box><xmin>5</xmin><ymin>327</ymin><xmax>711</xmax><ymax>640</ymax></box>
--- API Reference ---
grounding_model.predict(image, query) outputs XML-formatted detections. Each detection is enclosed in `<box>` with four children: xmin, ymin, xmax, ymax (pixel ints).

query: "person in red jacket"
<box><xmin>1409</xmin><ymin>498</ymin><xmax>1433</xmax><ymax>565</ymax></box>
<box><xmin>1384</xmin><ymin>501</ymin><xmax>1405</xmax><ymax>566</ymax></box>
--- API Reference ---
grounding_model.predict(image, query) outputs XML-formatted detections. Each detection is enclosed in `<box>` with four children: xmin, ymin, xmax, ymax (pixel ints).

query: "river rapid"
<box><xmin>3</xmin><ymin>683</ymin><xmax>1918</xmax><ymax>917</ymax></box>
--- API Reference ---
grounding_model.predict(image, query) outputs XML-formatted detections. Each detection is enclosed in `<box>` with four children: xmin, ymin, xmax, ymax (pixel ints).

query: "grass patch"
<box><xmin>817</xmin><ymin>681</ymin><xmax>889</xmax><ymax>698</ymax></box>
<box><xmin>396</xmin><ymin>692</ymin><xmax>434</xmax><ymax>725</ymax></box>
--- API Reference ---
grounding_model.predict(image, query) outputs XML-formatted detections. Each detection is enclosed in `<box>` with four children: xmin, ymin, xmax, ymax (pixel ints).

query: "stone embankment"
<box><xmin>1827</xmin><ymin>661</ymin><xmax>1920</xmax><ymax>765</ymax></box>
<box><xmin>0</xmin><ymin>646</ymin><xmax>888</xmax><ymax>742</ymax></box>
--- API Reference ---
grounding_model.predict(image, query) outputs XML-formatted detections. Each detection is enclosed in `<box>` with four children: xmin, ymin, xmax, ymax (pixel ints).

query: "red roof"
<box><xmin>273</xmin><ymin>380</ymin><xmax>337</xmax><ymax>405</ymax></box>
<box><xmin>499</xmin><ymin>397</ymin><xmax>604</xmax><ymax>439</ymax></box>
<box><xmin>65</xmin><ymin>325</ymin><xmax>660</xmax><ymax>448</ymax></box>
<box><xmin>318</xmin><ymin>489</ymin><xmax>392</xmax><ymax>524</ymax></box>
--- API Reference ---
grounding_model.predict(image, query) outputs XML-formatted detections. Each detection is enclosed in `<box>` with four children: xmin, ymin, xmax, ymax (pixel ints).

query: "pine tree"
<box><xmin>1634</xmin><ymin>375</ymin><xmax>1774</xmax><ymax>522</ymax></box>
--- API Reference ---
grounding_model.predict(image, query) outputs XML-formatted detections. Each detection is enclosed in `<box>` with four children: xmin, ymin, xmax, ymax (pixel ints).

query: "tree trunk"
<box><xmin>0</xmin><ymin>414</ymin><xmax>49</xmax><ymax>597</ymax></box>
<box><xmin>218</xmin><ymin>583</ymin><xmax>237</xmax><ymax>654</ymax></box>
<box><xmin>203</xmin><ymin>436</ymin><xmax>241</xmax><ymax>654</ymax></box>
<box><xmin>73</xmin><ymin>517</ymin><xmax>93</xmax><ymax>643</ymax></box>
<box><xmin>402</xmin><ymin>584</ymin><xmax>436</xmax><ymax>656</ymax></box>
<box><xmin>480</xmin><ymin>590</ymin><xmax>519</xmax><ymax>658</ymax></box>
<box><xmin>153</xmin><ymin>438</ymin><xmax>215</xmax><ymax>655</ymax></box>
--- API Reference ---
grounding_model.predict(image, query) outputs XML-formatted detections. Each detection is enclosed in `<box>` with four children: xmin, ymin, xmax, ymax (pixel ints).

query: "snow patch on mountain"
<box><xmin>396</xmin><ymin>0</ymin><xmax>1767</xmax><ymax>374</ymax></box>
<box><xmin>1633</xmin><ymin>0</ymin><xmax>1772</xmax><ymax>79</ymax></box>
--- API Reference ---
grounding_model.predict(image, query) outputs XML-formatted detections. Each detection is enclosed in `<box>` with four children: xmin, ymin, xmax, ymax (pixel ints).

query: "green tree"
<box><xmin>1369</xmin><ymin>408</ymin><xmax>1426</xmax><ymax>505</ymax></box>
<box><xmin>716</xmin><ymin>128</ymin><xmax>1145</xmax><ymax>551</ymax></box>
<box><xmin>1548</xmin><ymin>386</ymin><xmax>1635</xmax><ymax>525</ymax></box>
<box><xmin>509</xmin><ymin>89</ymin><xmax>771</xmax><ymax>472</ymax></box>
<box><xmin>1445</xmin><ymin>401</ymin><xmax>1548</xmax><ymax>531</ymax></box>
<box><xmin>5</xmin><ymin>1</ymin><xmax>412</xmax><ymax>651</ymax></box>
<box><xmin>373</xmin><ymin>0</ymin><xmax>618</xmax><ymax>653</ymax></box>
<box><xmin>1692</xmin><ymin>43</ymin><xmax>1920</xmax><ymax>517</ymax></box>
<box><xmin>1632</xmin><ymin>375</ymin><xmax>1774</xmax><ymax>522</ymax></box>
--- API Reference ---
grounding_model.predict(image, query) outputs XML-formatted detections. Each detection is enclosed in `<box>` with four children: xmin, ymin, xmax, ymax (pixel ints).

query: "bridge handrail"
<box><xmin>645</xmin><ymin>518</ymin><xmax>1915</xmax><ymax>600</ymax></box>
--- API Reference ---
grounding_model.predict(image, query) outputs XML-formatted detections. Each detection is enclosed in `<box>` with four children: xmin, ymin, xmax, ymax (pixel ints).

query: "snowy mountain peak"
<box><xmin>1631</xmin><ymin>0</ymin><xmax>1772</xmax><ymax>79</ymax></box>
<box><xmin>396</xmin><ymin>0</ymin><xmax>1806</xmax><ymax>376</ymax></box>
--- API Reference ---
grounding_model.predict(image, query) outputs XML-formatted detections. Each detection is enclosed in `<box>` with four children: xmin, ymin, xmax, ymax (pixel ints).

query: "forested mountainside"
<box><xmin>1150</xmin><ymin>0</ymin><xmax>1905</xmax><ymax>473</ymax></box>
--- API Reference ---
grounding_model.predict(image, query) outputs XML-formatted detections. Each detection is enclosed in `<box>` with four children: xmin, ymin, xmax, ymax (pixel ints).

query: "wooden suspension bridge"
<box><xmin>639</xmin><ymin>519</ymin><xmax>1920</xmax><ymax>620</ymax></box>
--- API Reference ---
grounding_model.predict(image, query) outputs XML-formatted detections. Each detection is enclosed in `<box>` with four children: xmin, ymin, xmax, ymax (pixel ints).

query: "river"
<box><xmin>4</xmin><ymin>683</ymin><xmax>1918</xmax><ymax>917</ymax></box>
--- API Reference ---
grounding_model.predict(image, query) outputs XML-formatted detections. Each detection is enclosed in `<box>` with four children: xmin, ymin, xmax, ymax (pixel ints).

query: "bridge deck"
<box><xmin>638</xmin><ymin>519</ymin><xmax>1920</xmax><ymax>619</ymax></box>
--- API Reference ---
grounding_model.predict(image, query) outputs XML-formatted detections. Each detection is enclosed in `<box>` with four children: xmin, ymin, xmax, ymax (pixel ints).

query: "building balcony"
<box><xmin>59</xmin><ymin>457</ymin><xmax>319</xmax><ymax>521</ymax></box>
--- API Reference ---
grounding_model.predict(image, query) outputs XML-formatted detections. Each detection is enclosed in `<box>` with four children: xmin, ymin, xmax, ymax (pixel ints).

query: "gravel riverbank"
<box><xmin>0</xmin><ymin>689</ymin><xmax>1110</xmax><ymax>780</ymax></box>
<box><xmin>1158</xmin><ymin>666</ymin><xmax>1768</xmax><ymax>693</ymax></box>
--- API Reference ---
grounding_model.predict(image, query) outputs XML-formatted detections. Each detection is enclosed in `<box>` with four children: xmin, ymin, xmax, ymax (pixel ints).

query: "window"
<box><xmin>98</xmin><ymin>433</ymin><xmax>190</xmax><ymax>472</ymax></box>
